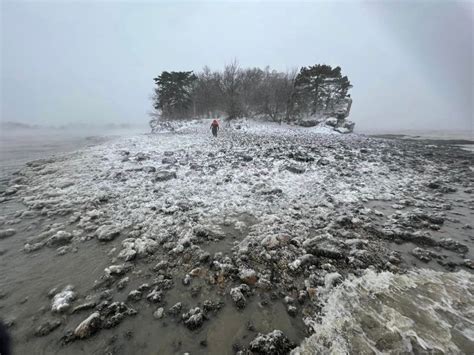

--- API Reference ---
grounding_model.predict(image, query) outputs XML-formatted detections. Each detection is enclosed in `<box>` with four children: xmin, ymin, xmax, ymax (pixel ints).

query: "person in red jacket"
<box><xmin>210</xmin><ymin>119</ymin><xmax>219</xmax><ymax>137</ymax></box>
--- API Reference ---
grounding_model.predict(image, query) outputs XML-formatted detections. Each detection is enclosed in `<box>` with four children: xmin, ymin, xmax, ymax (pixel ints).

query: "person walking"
<box><xmin>210</xmin><ymin>119</ymin><xmax>219</xmax><ymax>137</ymax></box>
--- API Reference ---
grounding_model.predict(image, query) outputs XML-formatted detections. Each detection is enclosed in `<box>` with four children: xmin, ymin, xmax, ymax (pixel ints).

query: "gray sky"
<box><xmin>1</xmin><ymin>0</ymin><xmax>472</xmax><ymax>131</ymax></box>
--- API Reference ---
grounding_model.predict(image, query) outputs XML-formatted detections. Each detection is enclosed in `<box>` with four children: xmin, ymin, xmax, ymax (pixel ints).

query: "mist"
<box><xmin>1</xmin><ymin>0</ymin><xmax>472</xmax><ymax>132</ymax></box>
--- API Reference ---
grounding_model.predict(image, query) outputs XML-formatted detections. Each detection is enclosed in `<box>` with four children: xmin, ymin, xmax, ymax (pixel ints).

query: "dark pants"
<box><xmin>212</xmin><ymin>127</ymin><xmax>218</xmax><ymax>137</ymax></box>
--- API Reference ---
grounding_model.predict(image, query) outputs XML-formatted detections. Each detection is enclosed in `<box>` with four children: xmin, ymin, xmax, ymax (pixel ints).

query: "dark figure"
<box><xmin>210</xmin><ymin>119</ymin><xmax>219</xmax><ymax>137</ymax></box>
<box><xmin>0</xmin><ymin>321</ymin><xmax>11</xmax><ymax>355</ymax></box>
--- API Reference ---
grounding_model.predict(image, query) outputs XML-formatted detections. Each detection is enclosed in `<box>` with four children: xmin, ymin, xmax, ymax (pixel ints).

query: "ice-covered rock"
<box><xmin>249</xmin><ymin>330</ymin><xmax>295</xmax><ymax>354</ymax></box>
<box><xmin>182</xmin><ymin>307</ymin><xmax>205</xmax><ymax>330</ymax></box>
<box><xmin>51</xmin><ymin>285</ymin><xmax>76</xmax><ymax>313</ymax></box>
<box><xmin>230</xmin><ymin>284</ymin><xmax>250</xmax><ymax>309</ymax></box>
<box><xmin>239</xmin><ymin>268</ymin><xmax>258</xmax><ymax>285</ymax></box>
<box><xmin>153</xmin><ymin>307</ymin><xmax>164</xmax><ymax>319</ymax></box>
<box><xmin>47</xmin><ymin>231</ymin><xmax>73</xmax><ymax>247</ymax></box>
<box><xmin>96</xmin><ymin>225</ymin><xmax>121</xmax><ymax>242</ymax></box>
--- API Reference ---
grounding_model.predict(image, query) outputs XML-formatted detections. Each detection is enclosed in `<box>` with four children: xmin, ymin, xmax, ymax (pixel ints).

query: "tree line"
<box><xmin>152</xmin><ymin>61</ymin><xmax>352</xmax><ymax>123</ymax></box>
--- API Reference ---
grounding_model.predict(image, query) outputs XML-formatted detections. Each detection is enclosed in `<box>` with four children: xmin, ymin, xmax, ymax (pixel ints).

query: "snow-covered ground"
<box><xmin>1</xmin><ymin>120</ymin><xmax>473</xmax><ymax>354</ymax></box>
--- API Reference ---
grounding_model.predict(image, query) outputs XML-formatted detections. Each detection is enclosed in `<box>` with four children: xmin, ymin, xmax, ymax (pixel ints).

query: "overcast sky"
<box><xmin>1</xmin><ymin>0</ymin><xmax>472</xmax><ymax>132</ymax></box>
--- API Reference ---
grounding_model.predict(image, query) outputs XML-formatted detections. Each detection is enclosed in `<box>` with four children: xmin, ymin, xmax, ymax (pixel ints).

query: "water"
<box><xmin>294</xmin><ymin>269</ymin><xmax>474</xmax><ymax>354</ymax></box>
<box><xmin>0</xmin><ymin>127</ymin><xmax>146</xmax><ymax>188</ymax></box>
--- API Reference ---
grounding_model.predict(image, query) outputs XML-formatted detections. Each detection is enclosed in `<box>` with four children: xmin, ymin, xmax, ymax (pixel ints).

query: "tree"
<box><xmin>219</xmin><ymin>60</ymin><xmax>243</xmax><ymax>120</ymax></box>
<box><xmin>153</xmin><ymin>71</ymin><xmax>197</xmax><ymax>119</ymax></box>
<box><xmin>293</xmin><ymin>64</ymin><xmax>351</xmax><ymax>117</ymax></box>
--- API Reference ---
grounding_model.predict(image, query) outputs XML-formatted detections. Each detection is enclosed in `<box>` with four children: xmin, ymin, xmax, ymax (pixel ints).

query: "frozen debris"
<box><xmin>51</xmin><ymin>285</ymin><xmax>76</xmax><ymax>313</ymax></box>
<box><xmin>249</xmin><ymin>330</ymin><xmax>295</xmax><ymax>354</ymax></box>
<box><xmin>74</xmin><ymin>312</ymin><xmax>101</xmax><ymax>339</ymax></box>
<box><xmin>0</xmin><ymin>228</ymin><xmax>16</xmax><ymax>239</ymax></box>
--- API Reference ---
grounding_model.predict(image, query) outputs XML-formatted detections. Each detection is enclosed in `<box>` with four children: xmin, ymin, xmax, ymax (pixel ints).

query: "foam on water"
<box><xmin>293</xmin><ymin>269</ymin><xmax>474</xmax><ymax>355</ymax></box>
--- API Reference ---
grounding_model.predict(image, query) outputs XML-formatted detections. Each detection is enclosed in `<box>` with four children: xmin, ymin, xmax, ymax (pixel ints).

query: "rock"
<box><xmin>230</xmin><ymin>285</ymin><xmax>250</xmax><ymax>309</ymax></box>
<box><xmin>135</xmin><ymin>153</ymin><xmax>148</xmax><ymax>161</ymax></box>
<box><xmin>127</xmin><ymin>290</ymin><xmax>142</xmax><ymax>302</ymax></box>
<box><xmin>324</xmin><ymin>117</ymin><xmax>338</xmax><ymax>127</ymax></box>
<box><xmin>142</xmin><ymin>166</ymin><xmax>156</xmax><ymax>173</ymax></box>
<box><xmin>462</xmin><ymin>259</ymin><xmax>474</xmax><ymax>269</ymax></box>
<box><xmin>146</xmin><ymin>288</ymin><xmax>163</xmax><ymax>303</ymax></box>
<box><xmin>97</xmin><ymin>225</ymin><xmax>121</xmax><ymax>242</ymax></box>
<box><xmin>100</xmin><ymin>302</ymin><xmax>137</xmax><ymax>329</ymax></box>
<box><xmin>168</xmin><ymin>302</ymin><xmax>183</xmax><ymax>316</ymax></box>
<box><xmin>117</xmin><ymin>277</ymin><xmax>129</xmax><ymax>290</ymax></box>
<box><xmin>153</xmin><ymin>307</ymin><xmax>164</xmax><ymax>319</ymax></box>
<box><xmin>239</xmin><ymin>268</ymin><xmax>258</xmax><ymax>285</ymax></box>
<box><xmin>51</xmin><ymin>285</ymin><xmax>76</xmax><ymax>313</ymax></box>
<box><xmin>411</xmin><ymin>247</ymin><xmax>440</xmax><ymax>262</ymax></box>
<box><xmin>298</xmin><ymin>118</ymin><xmax>320</xmax><ymax>127</ymax></box>
<box><xmin>162</xmin><ymin>157</ymin><xmax>177</xmax><ymax>165</ymax></box>
<box><xmin>105</xmin><ymin>264</ymin><xmax>130</xmax><ymax>277</ymax></box>
<box><xmin>249</xmin><ymin>330</ymin><xmax>296</xmax><ymax>354</ymax></box>
<box><xmin>285</xmin><ymin>165</ymin><xmax>305</xmax><ymax>174</ymax></box>
<box><xmin>439</xmin><ymin>238</ymin><xmax>469</xmax><ymax>254</ymax></box>
<box><xmin>0</xmin><ymin>229</ymin><xmax>16</xmax><ymax>239</ymax></box>
<box><xmin>182</xmin><ymin>307</ymin><xmax>205</xmax><ymax>330</ymax></box>
<box><xmin>427</xmin><ymin>182</ymin><xmax>440</xmax><ymax>189</ymax></box>
<box><xmin>34</xmin><ymin>320</ymin><xmax>61</xmax><ymax>336</ymax></box>
<box><xmin>182</xmin><ymin>274</ymin><xmax>192</xmax><ymax>286</ymax></box>
<box><xmin>202</xmin><ymin>299</ymin><xmax>224</xmax><ymax>313</ymax></box>
<box><xmin>154</xmin><ymin>170</ymin><xmax>177</xmax><ymax>182</ymax></box>
<box><xmin>72</xmin><ymin>301</ymin><xmax>96</xmax><ymax>314</ymax></box>
<box><xmin>324</xmin><ymin>272</ymin><xmax>343</xmax><ymax>289</ymax></box>
<box><xmin>287</xmin><ymin>305</ymin><xmax>297</xmax><ymax>317</ymax></box>
<box><xmin>118</xmin><ymin>247</ymin><xmax>137</xmax><ymax>261</ymax></box>
<box><xmin>74</xmin><ymin>312</ymin><xmax>101</xmax><ymax>339</ymax></box>
<box><xmin>189</xmin><ymin>267</ymin><xmax>202</xmax><ymax>277</ymax></box>
<box><xmin>47</xmin><ymin>231</ymin><xmax>73</xmax><ymax>247</ymax></box>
